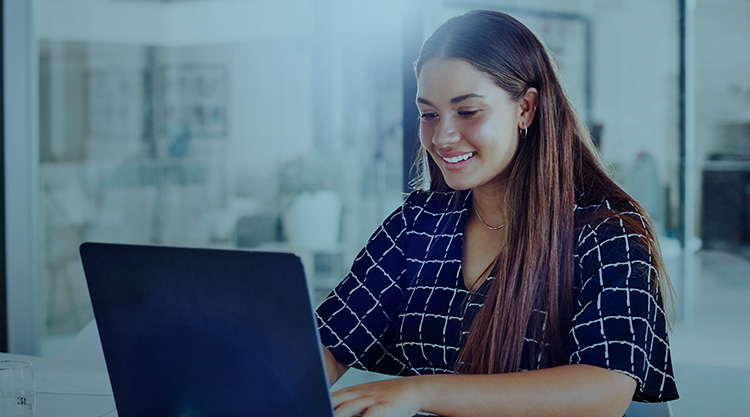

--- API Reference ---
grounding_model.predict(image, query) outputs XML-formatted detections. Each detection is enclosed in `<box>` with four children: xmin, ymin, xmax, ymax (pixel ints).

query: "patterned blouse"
<box><xmin>316</xmin><ymin>190</ymin><xmax>678</xmax><ymax>402</ymax></box>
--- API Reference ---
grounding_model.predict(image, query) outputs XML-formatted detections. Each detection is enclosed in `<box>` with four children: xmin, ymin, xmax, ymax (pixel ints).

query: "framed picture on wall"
<box><xmin>155</xmin><ymin>64</ymin><xmax>229</xmax><ymax>139</ymax></box>
<box><xmin>86</xmin><ymin>69</ymin><xmax>145</xmax><ymax>139</ymax></box>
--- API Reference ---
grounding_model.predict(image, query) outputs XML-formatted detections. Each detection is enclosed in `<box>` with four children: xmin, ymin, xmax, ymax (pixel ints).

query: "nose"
<box><xmin>431</xmin><ymin>117</ymin><xmax>460</xmax><ymax>148</ymax></box>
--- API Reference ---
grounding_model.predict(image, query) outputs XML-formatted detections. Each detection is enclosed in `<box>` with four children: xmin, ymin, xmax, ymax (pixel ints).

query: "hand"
<box><xmin>331</xmin><ymin>376</ymin><xmax>425</xmax><ymax>417</ymax></box>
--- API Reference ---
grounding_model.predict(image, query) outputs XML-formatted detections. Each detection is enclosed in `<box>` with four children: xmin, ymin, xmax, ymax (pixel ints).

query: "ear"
<box><xmin>517</xmin><ymin>87</ymin><xmax>539</xmax><ymax>129</ymax></box>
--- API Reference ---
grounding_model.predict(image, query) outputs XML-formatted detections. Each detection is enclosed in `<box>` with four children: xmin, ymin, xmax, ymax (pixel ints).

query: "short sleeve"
<box><xmin>568</xmin><ymin>214</ymin><xmax>679</xmax><ymax>402</ymax></box>
<box><xmin>315</xmin><ymin>198</ymin><xmax>410</xmax><ymax>374</ymax></box>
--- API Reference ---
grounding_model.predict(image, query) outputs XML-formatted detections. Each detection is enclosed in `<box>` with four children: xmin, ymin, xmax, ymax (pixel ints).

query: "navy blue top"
<box><xmin>316</xmin><ymin>190</ymin><xmax>678</xmax><ymax>402</ymax></box>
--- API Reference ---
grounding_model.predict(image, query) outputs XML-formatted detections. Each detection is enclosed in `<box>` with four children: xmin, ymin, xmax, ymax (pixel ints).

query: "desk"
<box><xmin>1</xmin><ymin>352</ymin><xmax>666</xmax><ymax>417</ymax></box>
<box><xmin>0</xmin><ymin>352</ymin><xmax>117</xmax><ymax>417</ymax></box>
<box><xmin>6</xmin><ymin>351</ymin><xmax>439</xmax><ymax>417</ymax></box>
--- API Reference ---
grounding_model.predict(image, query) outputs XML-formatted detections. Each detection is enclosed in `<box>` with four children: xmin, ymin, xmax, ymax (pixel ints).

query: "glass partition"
<box><xmin>685</xmin><ymin>0</ymin><xmax>750</xmax><ymax>415</ymax></box>
<box><xmin>34</xmin><ymin>0</ymin><xmax>405</xmax><ymax>353</ymax></box>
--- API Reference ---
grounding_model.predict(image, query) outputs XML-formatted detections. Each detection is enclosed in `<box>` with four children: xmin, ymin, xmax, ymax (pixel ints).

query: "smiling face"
<box><xmin>417</xmin><ymin>58</ymin><xmax>522</xmax><ymax>193</ymax></box>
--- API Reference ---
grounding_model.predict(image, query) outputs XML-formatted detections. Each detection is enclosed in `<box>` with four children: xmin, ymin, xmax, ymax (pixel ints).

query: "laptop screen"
<box><xmin>80</xmin><ymin>242</ymin><xmax>333</xmax><ymax>417</ymax></box>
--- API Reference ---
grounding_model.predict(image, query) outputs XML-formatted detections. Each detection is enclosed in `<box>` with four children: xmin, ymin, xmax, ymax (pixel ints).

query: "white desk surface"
<box><xmin>0</xmin><ymin>352</ymin><xmax>117</xmax><ymax>417</ymax></box>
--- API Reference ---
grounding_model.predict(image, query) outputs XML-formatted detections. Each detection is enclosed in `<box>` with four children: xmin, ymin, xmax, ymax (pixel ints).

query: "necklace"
<box><xmin>474</xmin><ymin>207</ymin><xmax>505</xmax><ymax>230</ymax></box>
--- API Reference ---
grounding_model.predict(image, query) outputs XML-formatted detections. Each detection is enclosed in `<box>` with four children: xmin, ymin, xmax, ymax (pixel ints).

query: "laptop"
<box><xmin>80</xmin><ymin>242</ymin><xmax>334</xmax><ymax>416</ymax></box>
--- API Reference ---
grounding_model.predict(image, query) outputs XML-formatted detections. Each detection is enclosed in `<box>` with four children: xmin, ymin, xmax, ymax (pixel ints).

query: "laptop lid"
<box><xmin>80</xmin><ymin>242</ymin><xmax>334</xmax><ymax>417</ymax></box>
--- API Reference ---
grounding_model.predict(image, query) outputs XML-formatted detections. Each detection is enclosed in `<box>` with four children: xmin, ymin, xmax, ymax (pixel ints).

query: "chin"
<box><xmin>442</xmin><ymin>178</ymin><xmax>473</xmax><ymax>191</ymax></box>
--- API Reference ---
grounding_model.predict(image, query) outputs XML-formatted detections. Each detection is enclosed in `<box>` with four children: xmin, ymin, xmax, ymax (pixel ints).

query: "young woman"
<box><xmin>316</xmin><ymin>10</ymin><xmax>678</xmax><ymax>417</ymax></box>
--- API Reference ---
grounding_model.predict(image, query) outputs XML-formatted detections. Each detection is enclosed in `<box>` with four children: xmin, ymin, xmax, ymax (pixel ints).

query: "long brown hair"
<box><xmin>412</xmin><ymin>10</ymin><xmax>672</xmax><ymax>374</ymax></box>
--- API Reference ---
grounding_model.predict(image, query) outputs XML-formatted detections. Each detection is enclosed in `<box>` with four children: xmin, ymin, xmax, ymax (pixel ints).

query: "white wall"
<box><xmin>592</xmin><ymin>1</ymin><xmax>681</xmax><ymax>181</ymax></box>
<box><xmin>694</xmin><ymin>0</ymin><xmax>750</xmax><ymax>160</ymax></box>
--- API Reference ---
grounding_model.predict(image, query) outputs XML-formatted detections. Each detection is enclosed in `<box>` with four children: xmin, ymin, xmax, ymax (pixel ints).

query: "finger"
<box><xmin>330</xmin><ymin>388</ymin><xmax>367</xmax><ymax>408</ymax></box>
<box><xmin>361</xmin><ymin>404</ymin><xmax>417</xmax><ymax>417</ymax></box>
<box><xmin>360</xmin><ymin>404</ymin><xmax>388</xmax><ymax>417</ymax></box>
<box><xmin>333</xmin><ymin>397</ymin><xmax>375</xmax><ymax>417</ymax></box>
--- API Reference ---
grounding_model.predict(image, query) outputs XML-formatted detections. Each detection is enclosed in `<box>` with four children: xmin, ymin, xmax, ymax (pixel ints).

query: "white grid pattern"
<box><xmin>570</xmin><ymin>206</ymin><xmax>677</xmax><ymax>401</ymax></box>
<box><xmin>317</xmin><ymin>191</ymin><xmax>678</xmax><ymax>402</ymax></box>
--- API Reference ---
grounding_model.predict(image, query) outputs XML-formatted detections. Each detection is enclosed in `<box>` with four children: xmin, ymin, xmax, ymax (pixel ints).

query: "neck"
<box><xmin>471</xmin><ymin>182</ymin><xmax>508</xmax><ymax>228</ymax></box>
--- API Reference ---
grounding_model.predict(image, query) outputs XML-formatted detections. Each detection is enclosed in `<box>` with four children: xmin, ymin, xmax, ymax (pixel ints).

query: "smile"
<box><xmin>441</xmin><ymin>152</ymin><xmax>475</xmax><ymax>163</ymax></box>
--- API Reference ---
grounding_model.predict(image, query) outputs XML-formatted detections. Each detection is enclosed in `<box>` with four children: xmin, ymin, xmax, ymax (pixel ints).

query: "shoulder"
<box><xmin>402</xmin><ymin>190</ymin><xmax>467</xmax><ymax>218</ymax></box>
<box><xmin>573</xmin><ymin>199</ymin><xmax>657</xmax><ymax>285</ymax></box>
<box><xmin>403</xmin><ymin>189</ymin><xmax>461</xmax><ymax>208</ymax></box>
<box><xmin>397</xmin><ymin>190</ymin><xmax>470</xmax><ymax>238</ymax></box>
<box><xmin>574</xmin><ymin>199</ymin><xmax>650</xmax><ymax>252</ymax></box>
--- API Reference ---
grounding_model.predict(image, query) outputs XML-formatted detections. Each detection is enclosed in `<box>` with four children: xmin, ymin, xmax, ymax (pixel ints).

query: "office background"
<box><xmin>3</xmin><ymin>0</ymin><xmax>749</xmax><ymax>415</ymax></box>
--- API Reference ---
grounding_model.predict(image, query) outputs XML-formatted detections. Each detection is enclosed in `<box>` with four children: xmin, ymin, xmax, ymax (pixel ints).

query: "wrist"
<box><xmin>408</xmin><ymin>374</ymin><xmax>444</xmax><ymax>412</ymax></box>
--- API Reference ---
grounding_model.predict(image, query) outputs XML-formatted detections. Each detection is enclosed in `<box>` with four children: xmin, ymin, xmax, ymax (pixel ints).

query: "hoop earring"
<box><xmin>519</xmin><ymin>122</ymin><xmax>528</xmax><ymax>139</ymax></box>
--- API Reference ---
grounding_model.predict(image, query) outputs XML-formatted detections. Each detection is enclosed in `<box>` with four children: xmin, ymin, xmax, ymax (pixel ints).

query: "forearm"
<box><xmin>323</xmin><ymin>346</ymin><xmax>350</xmax><ymax>387</ymax></box>
<box><xmin>416</xmin><ymin>364</ymin><xmax>635</xmax><ymax>417</ymax></box>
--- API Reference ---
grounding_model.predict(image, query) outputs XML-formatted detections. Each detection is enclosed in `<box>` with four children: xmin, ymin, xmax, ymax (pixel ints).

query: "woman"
<box><xmin>316</xmin><ymin>10</ymin><xmax>678</xmax><ymax>417</ymax></box>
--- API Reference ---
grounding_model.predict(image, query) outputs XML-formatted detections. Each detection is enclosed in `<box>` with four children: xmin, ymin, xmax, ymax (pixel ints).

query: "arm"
<box><xmin>324</xmin><ymin>345</ymin><xmax>350</xmax><ymax>387</ymax></box>
<box><xmin>316</xmin><ymin>194</ymin><xmax>415</xmax><ymax>377</ymax></box>
<box><xmin>332</xmin><ymin>364</ymin><xmax>635</xmax><ymax>417</ymax></box>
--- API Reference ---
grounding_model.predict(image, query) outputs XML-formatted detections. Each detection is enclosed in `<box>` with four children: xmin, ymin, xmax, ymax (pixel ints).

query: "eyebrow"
<box><xmin>417</xmin><ymin>93</ymin><xmax>485</xmax><ymax>106</ymax></box>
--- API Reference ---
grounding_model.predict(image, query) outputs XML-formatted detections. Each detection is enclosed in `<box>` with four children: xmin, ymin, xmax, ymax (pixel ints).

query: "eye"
<box><xmin>458</xmin><ymin>109</ymin><xmax>481</xmax><ymax>117</ymax></box>
<box><xmin>420</xmin><ymin>112</ymin><xmax>439</xmax><ymax>122</ymax></box>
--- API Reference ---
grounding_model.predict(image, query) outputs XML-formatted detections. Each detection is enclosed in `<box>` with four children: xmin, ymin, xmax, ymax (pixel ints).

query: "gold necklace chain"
<box><xmin>474</xmin><ymin>207</ymin><xmax>505</xmax><ymax>230</ymax></box>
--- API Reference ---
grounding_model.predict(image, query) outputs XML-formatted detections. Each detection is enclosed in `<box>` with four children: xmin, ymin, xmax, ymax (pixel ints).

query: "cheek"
<box><xmin>475</xmin><ymin>122</ymin><xmax>517</xmax><ymax>152</ymax></box>
<box><xmin>419</xmin><ymin>124</ymin><xmax>435</xmax><ymax>148</ymax></box>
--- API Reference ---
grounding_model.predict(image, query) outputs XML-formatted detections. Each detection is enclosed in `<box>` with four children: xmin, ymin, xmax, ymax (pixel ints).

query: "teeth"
<box><xmin>442</xmin><ymin>153</ymin><xmax>474</xmax><ymax>163</ymax></box>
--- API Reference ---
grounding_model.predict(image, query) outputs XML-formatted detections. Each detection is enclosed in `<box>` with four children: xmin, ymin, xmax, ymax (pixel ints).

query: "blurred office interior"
<box><xmin>2</xmin><ymin>0</ymin><xmax>749</xmax><ymax>415</ymax></box>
